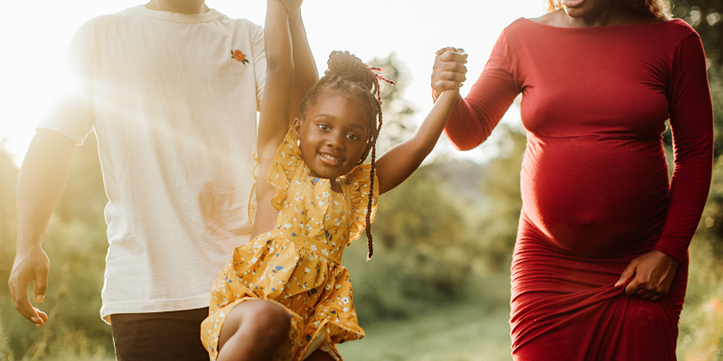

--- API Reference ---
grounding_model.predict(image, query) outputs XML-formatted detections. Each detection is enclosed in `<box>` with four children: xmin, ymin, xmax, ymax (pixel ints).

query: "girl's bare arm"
<box><xmin>285</xmin><ymin>0</ymin><xmax>318</xmax><ymax>122</ymax></box>
<box><xmin>375</xmin><ymin>89</ymin><xmax>461</xmax><ymax>195</ymax></box>
<box><xmin>252</xmin><ymin>0</ymin><xmax>295</xmax><ymax>237</ymax></box>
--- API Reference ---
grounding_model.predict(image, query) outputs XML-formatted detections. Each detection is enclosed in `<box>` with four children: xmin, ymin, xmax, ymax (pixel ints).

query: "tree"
<box><xmin>366</xmin><ymin>53</ymin><xmax>418</xmax><ymax>153</ymax></box>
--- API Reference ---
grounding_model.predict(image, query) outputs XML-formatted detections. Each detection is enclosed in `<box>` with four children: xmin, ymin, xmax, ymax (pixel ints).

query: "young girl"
<box><xmin>200</xmin><ymin>1</ymin><xmax>465</xmax><ymax>360</ymax></box>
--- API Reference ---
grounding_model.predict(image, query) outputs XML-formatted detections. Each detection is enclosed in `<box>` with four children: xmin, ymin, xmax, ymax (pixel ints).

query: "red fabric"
<box><xmin>444</xmin><ymin>19</ymin><xmax>713</xmax><ymax>360</ymax></box>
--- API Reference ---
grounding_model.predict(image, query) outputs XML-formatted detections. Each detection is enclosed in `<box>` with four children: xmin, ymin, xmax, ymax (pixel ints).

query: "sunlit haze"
<box><xmin>0</xmin><ymin>0</ymin><xmax>546</xmax><ymax>166</ymax></box>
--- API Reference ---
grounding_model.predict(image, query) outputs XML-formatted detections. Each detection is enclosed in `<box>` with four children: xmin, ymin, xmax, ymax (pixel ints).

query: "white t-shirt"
<box><xmin>37</xmin><ymin>5</ymin><xmax>266</xmax><ymax>322</ymax></box>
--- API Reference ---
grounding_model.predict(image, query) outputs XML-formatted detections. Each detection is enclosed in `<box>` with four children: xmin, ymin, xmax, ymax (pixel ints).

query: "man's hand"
<box><xmin>614</xmin><ymin>249</ymin><xmax>678</xmax><ymax>301</ymax></box>
<box><xmin>9</xmin><ymin>244</ymin><xmax>51</xmax><ymax>327</ymax></box>
<box><xmin>432</xmin><ymin>47</ymin><xmax>468</xmax><ymax>94</ymax></box>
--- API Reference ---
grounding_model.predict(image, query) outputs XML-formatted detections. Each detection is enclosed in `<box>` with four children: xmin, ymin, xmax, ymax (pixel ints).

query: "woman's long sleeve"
<box><xmin>655</xmin><ymin>33</ymin><xmax>714</xmax><ymax>262</ymax></box>
<box><xmin>444</xmin><ymin>31</ymin><xmax>522</xmax><ymax>150</ymax></box>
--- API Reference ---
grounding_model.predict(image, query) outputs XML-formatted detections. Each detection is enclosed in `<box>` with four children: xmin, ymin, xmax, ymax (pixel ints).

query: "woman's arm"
<box><xmin>375</xmin><ymin>50</ymin><xmax>465</xmax><ymax>195</ymax></box>
<box><xmin>615</xmin><ymin>33</ymin><xmax>713</xmax><ymax>301</ymax></box>
<box><xmin>441</xmin><ymin>31</ymin><xmax>521</xmax><ymax>151</ymax></box>
<box><xmin>252</xmin><ymin>0</ymin><xmax>295</xmax><ymax>237</ymax></box>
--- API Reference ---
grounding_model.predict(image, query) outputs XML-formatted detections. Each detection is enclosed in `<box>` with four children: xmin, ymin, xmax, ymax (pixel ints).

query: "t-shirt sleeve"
<box><xmin>654</xmin><ymin>33</ymin><xmax>714</xmax><ymax>262</ymax></box>
<box><xmin>250</xmin><ymin>22</ymin><xmax>266</xmax><ymax>111</ymax></box>
<box><xmin>443</xmin><ymin>29</ymin><xmax>522</xmax><ymax>150</ymax></box>
<box><xmin>36</xmin><ymin>20</ymin><xmax>96</xmax><ymax>144</ymax></box>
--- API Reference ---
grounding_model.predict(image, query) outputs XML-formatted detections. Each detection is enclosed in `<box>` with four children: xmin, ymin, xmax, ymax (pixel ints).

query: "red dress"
<box><xmin>444</xmin><ymin>19</ymin><xmax>713</xmax><ymax>360</ymax></box>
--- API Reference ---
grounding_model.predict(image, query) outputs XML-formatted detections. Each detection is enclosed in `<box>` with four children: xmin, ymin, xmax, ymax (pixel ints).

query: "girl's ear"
<box><xmin>293</xmin><ymin>118</ymin><xmax>302</xmax><ymax>138</ymax></box>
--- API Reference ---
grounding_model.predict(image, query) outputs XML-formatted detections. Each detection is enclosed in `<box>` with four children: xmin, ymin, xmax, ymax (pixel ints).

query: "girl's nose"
<box><xmin>326</xmin><ymin>132</ymin><xmax>345</xmax><ymax>149</ymax></box>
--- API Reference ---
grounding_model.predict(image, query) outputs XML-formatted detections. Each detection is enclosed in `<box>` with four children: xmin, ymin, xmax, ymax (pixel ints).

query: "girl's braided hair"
<box><xmin>299</xmin><ymin>51</ymin><xmax>385</xmax><ymax>260</ymax></box>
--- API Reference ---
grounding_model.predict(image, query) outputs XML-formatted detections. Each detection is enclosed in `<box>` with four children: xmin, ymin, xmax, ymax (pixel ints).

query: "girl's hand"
<box><xmin>279</xmin><ymin>0</ymin><xmax>303</xmax><ymax>17</ymax></box>
<box><xmin>432</xmin><ymin>47</ymin><xmax>467</xmax><ymax>94</ymax></box>
<box><xmin>614</xmin><ymin>250</ymin><xmax>678</xmax><ymax>301</ymax></box>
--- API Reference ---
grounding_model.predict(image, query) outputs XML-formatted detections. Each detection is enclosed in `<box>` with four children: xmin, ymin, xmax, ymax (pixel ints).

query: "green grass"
<box><xmin>338</xmin><ymin>275</ymin><xmax>513</xmax><ymax>361</ymax></box>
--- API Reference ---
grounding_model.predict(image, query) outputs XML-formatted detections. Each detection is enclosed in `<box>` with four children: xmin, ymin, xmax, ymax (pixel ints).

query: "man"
<box><xmin>8</xmin><ymin>0</ymin><xmax>315</xmax><ymax>359</ymax></box>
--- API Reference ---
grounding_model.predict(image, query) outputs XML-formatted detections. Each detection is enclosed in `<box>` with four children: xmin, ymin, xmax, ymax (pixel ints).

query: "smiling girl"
<box><xmin>199</xmin><ymin>1</ymin><xmax>464</xmax><ymax>360</ymax></box>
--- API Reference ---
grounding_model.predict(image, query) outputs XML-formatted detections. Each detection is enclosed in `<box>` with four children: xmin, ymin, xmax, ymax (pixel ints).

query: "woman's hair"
<box><xmin>299</xmin><ymin>50</ymin><xmax>384</xmax><ymax>260</ymax></box>
<box><xmin>546</xmin><ymin>0</ymin><xmax>671</xmax><ymax>20</ymax></box>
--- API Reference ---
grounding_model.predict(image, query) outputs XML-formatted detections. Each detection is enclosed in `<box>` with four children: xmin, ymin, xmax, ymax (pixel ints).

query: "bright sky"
<box><xmin>0</xmin><ymin>0</ymin><xmax>546</xmax><ymax>166</ymax></box>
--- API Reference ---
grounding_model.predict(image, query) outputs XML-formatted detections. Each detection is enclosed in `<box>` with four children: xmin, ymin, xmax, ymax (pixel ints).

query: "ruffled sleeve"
<box><xmin>248</xmin><ymin>152</ymin><xmax>260</xmax><ymax>224</ymax></box>
<box><xmin>248</xmin><ymin>128</ymin><xmax>306</xmax><ymax>224</ymax></box>
<box><xmin>342</xmin><ymin>164</ymin><xmax>380</xmax><ymax>242</ymax></box>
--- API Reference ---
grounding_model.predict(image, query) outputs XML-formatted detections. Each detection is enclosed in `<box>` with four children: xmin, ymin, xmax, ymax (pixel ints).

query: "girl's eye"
<box><xmin>347</xmin><ymin>133</ymin><xmax>360</xmax><ymax>140</ymax></box>
<box><xmin>317</xmin><ymin>124</ymin><xmax>330</xmax><ymax>132</ymax></box>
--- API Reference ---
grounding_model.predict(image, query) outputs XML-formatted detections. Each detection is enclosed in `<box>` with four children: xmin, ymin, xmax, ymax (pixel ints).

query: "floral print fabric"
<box><xmin>201</xmin><ymin>129</ymin><xmax>378</xmax><ymax>360</ymax></box>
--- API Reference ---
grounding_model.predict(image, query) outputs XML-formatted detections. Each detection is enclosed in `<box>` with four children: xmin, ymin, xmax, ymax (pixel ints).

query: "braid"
<box><xmin>298</xmin><ymin>50</ymin><xmax>389</xmax><ymax>261</ymax></box>
<box><xmin>365</xmin><ymin>107</ymin><xmax>382</xmax><ymax>260</ymax></box>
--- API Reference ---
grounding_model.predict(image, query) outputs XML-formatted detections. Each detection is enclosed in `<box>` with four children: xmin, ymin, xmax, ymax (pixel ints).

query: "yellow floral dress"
<box><xmin>201</xmin><ymin>129</ymin><xmax>378</xmax><ymax>361</ymax></box>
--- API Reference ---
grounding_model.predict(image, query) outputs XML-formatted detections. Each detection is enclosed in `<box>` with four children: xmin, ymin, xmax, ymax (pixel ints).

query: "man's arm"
<box><xmin>9</xmin><ymin>129</ymin><xmax>76</xmax><ymax>327</ymax></box>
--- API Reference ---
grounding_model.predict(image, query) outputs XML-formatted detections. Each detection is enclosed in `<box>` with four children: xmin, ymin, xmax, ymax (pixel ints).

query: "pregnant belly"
<box><xmin>521</xmin><ymin>135</ymin><xmax>670</xmax><ymax>257</ymax></box>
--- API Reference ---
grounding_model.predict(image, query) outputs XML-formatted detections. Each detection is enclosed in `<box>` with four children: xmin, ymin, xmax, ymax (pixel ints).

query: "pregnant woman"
<box><xmin>434</xmin><ymin>0</ymin><xmax>713</xmax><ymax>359</ymax></box>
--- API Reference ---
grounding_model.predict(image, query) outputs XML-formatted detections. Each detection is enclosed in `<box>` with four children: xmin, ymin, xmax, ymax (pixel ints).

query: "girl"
<box><xmin>200</xmin><ymin>1</ymin><xmax>465</xmax><ymax>360</ymax></box>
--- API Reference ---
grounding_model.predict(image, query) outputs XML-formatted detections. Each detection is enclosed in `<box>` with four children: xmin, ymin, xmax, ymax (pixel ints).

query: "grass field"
<box><xmin>338</xmin><ymin>275</ymin><xmax>513</xmax><ymax>361</ymax></box>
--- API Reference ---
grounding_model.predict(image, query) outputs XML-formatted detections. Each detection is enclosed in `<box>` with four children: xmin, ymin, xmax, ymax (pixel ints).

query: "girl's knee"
<box><xmin>219</xmin><ymin>300</ymin><xmax>291</xmax><ymax>351</ymax></box>
<box><xmin>246</xmin><ymin>301</ymin><xmax>291</xmax><ymax>340</ymax></box>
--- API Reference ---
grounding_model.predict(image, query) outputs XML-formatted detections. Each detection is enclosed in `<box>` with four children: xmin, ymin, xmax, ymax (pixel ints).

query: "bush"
<box><xmin>343</xmin><ymin>166</ymin><xmax>474</xmax><ymax>321</ymax></box>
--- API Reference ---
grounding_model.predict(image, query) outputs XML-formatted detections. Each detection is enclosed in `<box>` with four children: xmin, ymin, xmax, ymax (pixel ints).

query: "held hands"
<box><xmin>8</xmin><ymin>244</ymin><xmax>50</xmax><ymax>327</ymax></box>
<box><xmin>614</xmin><ymin>249</ymin><xmax>678</xmax><ymax>301</ymax></box>
<box><xmin>432</xmin><ymin>47</ymin><xmax>468</xmax><ymax>94</ymax></box>
<box><xmin>277</xmin><ymin>0</ymin><xmax>303</xmax><ymax>17</ymax></box>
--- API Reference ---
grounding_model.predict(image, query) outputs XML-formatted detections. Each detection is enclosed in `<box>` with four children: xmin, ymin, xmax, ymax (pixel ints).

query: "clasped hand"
<box><xmin>614</xmin><ymin>249</ymin><xmax>678</xmax><ymax>301</ymax></box>
<box><xmin>431</xmin><ymin>47</ymin><xmax>468</xmax><ymax>94</ymax></box>
<box><xmin>272</xmin><ymin>0</ymin><xmax>303</xmax><ymax>17</ymax></box>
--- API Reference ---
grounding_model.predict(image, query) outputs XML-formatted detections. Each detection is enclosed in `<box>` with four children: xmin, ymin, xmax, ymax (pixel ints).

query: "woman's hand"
<box><xmin>614</xmin><ymin>250</ymin><xmax>678</xmax><ymax>301</ymax></box>
<box><xmin>431</xmin><ymin>47</ymin><xmax>468</xmax><ymax>95</ymax></box>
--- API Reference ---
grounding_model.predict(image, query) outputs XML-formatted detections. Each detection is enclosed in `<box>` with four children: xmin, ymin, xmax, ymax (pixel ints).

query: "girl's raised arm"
<box><xmin>253</xmin><ymin>0</ymin><xmax>295</xmax><ymax>236</ymax></box>
<box><xmin>257</xmin><ymin>0</ymin><xmax>294</xmax><ymax>158</ymax></box>
<box><xmin>284</xmin><ymin>0</ymin><xmax>318</xmax><ymax>123</ymax></box>
<box><xmin>375</xmin><ymin>90</ymin><xmax>460</xmax><ymax>194</ymax></box>
<box><xmin>374</xmin><ymin>49</ymin><xmax>467</xmax><ymax>194</ymax></box>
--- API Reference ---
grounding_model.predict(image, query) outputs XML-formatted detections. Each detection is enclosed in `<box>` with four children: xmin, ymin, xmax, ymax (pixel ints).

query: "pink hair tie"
<box><xmin>364</xmin><ymin>64</ymin><xmax>395</xmax><ymax>86</ymax></box>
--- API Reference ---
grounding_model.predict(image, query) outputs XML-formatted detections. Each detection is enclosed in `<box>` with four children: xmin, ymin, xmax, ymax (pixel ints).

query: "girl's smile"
<box><xmin>294</xmin><ymin>94</ymin><xmax>371</xmax><ymax>181</ymax></box>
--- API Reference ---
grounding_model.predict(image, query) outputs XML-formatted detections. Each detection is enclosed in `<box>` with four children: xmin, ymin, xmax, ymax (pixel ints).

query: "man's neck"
<box><xmin>144</xmin><ymin>0</ymin><xmax>210</xmax><ymax>14</ymax></box>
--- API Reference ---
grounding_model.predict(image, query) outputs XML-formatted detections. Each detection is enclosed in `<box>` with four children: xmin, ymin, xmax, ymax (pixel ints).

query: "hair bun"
<box><xmin>325</xmin><ymin>51</ymin><xmax>374</xmax><ymax>91</ymax></box>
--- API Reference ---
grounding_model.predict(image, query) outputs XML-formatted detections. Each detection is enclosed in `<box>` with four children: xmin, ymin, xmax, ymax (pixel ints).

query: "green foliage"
<box><xmin>367</xmin><ymin>53</ymin><xmax>418</xmax><ymax>153</ymax></box>
<box><xmin>338</xmin><ymin>276</ymin><xmax>513</xmax><ymax>361</ymax></box>
<box><xmin>470</xmin><ymin>125</ymin><xmax>525</xmax><ymax>273</ymax></box>
<box><xmin>0</xmin><ymin>145</ymin><xmax>18</xmax><ymax>361</ymax></box>
<box><xmin>677</xmin><ymin>155</ymin><xmax>723</xmax><ymax>360</ymax></box>
<box><xmin>343</xmin><ymin>166</ymin><xmax>474</xmax><ymax>321</ymax></box>
<box><xmin>669</xmin><ymin>0</ymin><xmax>723</xmax><ymax>67</ymax></box>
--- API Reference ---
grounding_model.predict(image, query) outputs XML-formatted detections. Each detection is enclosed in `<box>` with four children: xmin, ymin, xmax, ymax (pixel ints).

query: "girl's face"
<box><xmin>294</xmin><ymin>94</ymin><xmax>371</xmax><ymax>180</ymax></box>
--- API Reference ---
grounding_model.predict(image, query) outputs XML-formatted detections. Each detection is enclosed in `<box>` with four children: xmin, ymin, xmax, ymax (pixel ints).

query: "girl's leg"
<box><xmin>305</xmin><ymin>349</ymin><xmax>336</xmax><ymax>361</ymax></box>
<box><xmin>217</xmin><ymin>300</ymin><xmax>291</xmax><ymax>361</ymax></box>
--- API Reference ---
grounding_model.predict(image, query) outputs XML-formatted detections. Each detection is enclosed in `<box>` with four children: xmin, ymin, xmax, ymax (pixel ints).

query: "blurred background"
<box><xmin>1</xmin><ymin>0</ymin><xmax>722</xmax><ymax>360</ymax></box>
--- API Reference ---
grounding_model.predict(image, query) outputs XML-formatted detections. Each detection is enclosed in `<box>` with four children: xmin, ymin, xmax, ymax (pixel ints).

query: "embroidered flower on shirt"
<box><xmin>231</xmin><ymin>49</ymin><xmax>250</xmax><ymax>64</ymax></box>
